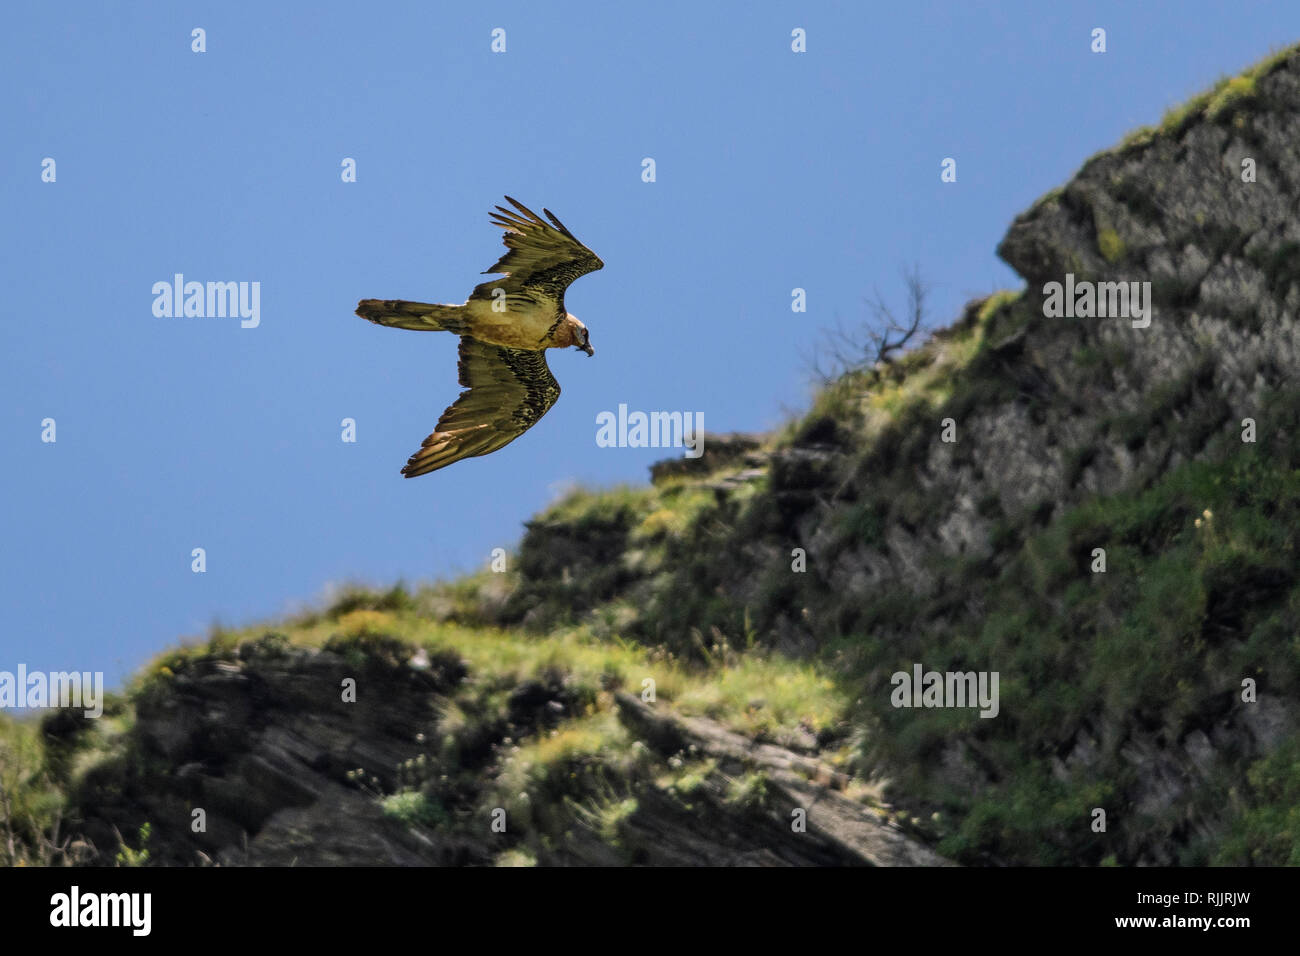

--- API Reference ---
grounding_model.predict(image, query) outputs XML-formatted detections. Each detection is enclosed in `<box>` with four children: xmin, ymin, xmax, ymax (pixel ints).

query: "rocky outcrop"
<box><xmin>648</xmin><ymin>433</ymin><xmax>765</xmax><ymax>485</ymax></box>
<box><xmin>484</xmin><ymin>45</ymin><xmax>1300</xmax><ymax>865</ymax></box>
<box><xmin>614</xmin><ymin>693</ymin><xmax>950</xmax><ymax>866</ymax></box>
<box><xmin>73</xmin><ymin>637</ymin><xmax>483</xmax><ymax>866</ymax></box>
<box><xmin>67</xmin><ymin>638</ymin><xmax>946</xmax><ymax>866</ymax></box>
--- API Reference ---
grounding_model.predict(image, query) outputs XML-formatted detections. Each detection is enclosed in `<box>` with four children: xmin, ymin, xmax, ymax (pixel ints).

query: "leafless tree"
<box><xmin>806</xmin><ymin>265</ymin><xmax>932</xmax><ymax>385</ymax></box>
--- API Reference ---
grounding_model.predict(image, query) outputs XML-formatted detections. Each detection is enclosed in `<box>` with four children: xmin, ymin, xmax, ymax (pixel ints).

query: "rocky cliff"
<box><xmin>473</xmin><ymin>44</ymin><xmax>1300</xmax><ymax>865</ymax></box>
<box><xmin>53</xmin><ymin>632</ymin><xmax>944</xmax><ymax>866</ymax></box>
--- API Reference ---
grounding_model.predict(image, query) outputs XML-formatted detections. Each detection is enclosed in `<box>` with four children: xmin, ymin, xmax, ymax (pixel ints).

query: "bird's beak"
<box><xmin>580</xmin><ymin>344</ymin><xmax>594</xmax><ymax>356</ymax></box>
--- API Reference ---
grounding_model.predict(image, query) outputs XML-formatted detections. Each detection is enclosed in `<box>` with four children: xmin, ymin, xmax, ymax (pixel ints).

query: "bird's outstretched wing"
<box><xmin>401</xmin><ymin>336</ymin><xmax>561</xmax><ymax>477</ymax></box>
<box><xmin>479</xmin><ymin>195</ymin><xmax>604</xmax><ymax>299</ymax></box>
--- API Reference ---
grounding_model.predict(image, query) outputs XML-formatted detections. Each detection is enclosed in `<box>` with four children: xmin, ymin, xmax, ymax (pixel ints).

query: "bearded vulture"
<box><xmin>357</xmin><ymin>196</ymin><xmax>603</xmax><ymax>476</ymax></box>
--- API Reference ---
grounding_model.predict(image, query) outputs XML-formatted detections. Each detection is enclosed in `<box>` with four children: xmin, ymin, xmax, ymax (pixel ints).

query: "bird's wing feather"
<box><xmin>479</xmin><ymin>195</ymin><xmax>604</xmax><ymax>298</ymax></box>
<box><xmin>401</xmin><ymin>336</ymin><xmax>561</xmax><ymax>477</ymax></box>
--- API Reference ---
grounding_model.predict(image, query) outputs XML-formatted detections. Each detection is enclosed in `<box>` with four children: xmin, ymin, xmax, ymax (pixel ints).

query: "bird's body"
<box><xmin>356</xmin><ymin>197</ymin><xmax>603</xmax><ymax>477</ymax></box>
<box><xmin>356</xmin><ymin>293</ymin><xmax>582</xmax><ymax>351</ymax></box>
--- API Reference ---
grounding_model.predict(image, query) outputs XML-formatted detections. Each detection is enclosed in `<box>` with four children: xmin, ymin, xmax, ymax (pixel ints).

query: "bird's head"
<box><xmin>564</xmin><ymin>313</ymin><xmax>594</xmax><ymax>356</ymax></box>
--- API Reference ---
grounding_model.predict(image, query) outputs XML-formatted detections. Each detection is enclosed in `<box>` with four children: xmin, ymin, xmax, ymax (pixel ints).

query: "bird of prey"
<box><xmin>356</xmin><ymin>196</ymin><xmax>603</xmax><ymax>477</ymax></box>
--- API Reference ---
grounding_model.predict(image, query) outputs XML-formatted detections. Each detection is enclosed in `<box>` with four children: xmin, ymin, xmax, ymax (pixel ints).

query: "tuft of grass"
<box><xmin>1096</xmin><ymin>227</ymin><xmax>1126</xmax><ymax>264</ymax></box>
<box><xmin>381</xmin><ymin>790</ymin><xmax>448</xmax><ymax>829</ymax></box>
<box><xmin>492</xmin><ymin>712</ymin><xmax>638</xmax><ymax>840</ymax></box>
<box><xmin>978</xmin><ymin>289</ymin><xmax>1022</xmax><ymax>326</ymax></box>
<box><xmin>674</xmin><ymin>656</ymin><xmax>843</xmax><ymax>742</ymax></box>
<box><xmin>666</xmin><ymin>759</ymin><xmax>718</xmax><ymax>800</ymax></box>
<box><xmin>335</xmin><ymin>609</ymin><xmax>400</xmax><ymax>639</ymax></box>
<box><xmin>325</xmin><ymin>582</ymin><xmax>415</xmax><ymax>619</ymax></box>
<box><xmin>495</xmin><ymin>848</ymin><xmax>537</xmax><ymax>867</ymax></box>
<box><xmin>726</xmin><ymin>771</ymin><xmax>772</xmax><ymax>811</ymax></box>
<box><xmin>537</xmin><ymin>484</ymin><xmax>657</xmax><ymax>529</ymax></box>
<box><xmin>1205</xmin><ymin>75</ymin><xmax>1257</xmax><ymax>120</ymax></box>
<box><xmin>632</xmin><ymin>487</ymin><xmax>716</xmax><ymax>543</ymax></box>
<box><xmin>570</xmin><ymin>794</ymin><xmax>639</xmax><ymax>844</ymax></box>
<box><xmin>0</xmin><ymin>715</ymin><xmax>72</xmax><ymax>866</ymax></box>
<box><xmin>1107</xmin><ymin>43</ymin><xmax>1295</xmax><ymax>156</ymax></box>
<box><xmin>1159</xmin><ymin>88</ymin><xmax>1215</xmax><ymax>138</ymax></box>
<box><xmin>1117</xmin><ymin>124</ymin><xmax>1157</xmax><ymax>150</ymax></box>
<box><xmin>323</xmin><ymin>626</ymin><xmax>413</xmax><ymax>671</ymax></box>
<box><xmin>114</xmin><ymin>822</ymin><xmax>152</xmax><ymax>867</ymax></box>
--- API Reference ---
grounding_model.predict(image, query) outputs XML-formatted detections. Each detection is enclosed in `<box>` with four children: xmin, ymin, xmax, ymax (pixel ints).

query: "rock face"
<box><xmin>74</xmin><ymin>638</ymin><xmax>483</xmax><ymax>866</ymax></box>
<box><xmin>613</xmin><ymin>693</ymin><xmax>950</xmax><ymax>866</ymax></box>
<box><xmin>991</xmin><ymin>54</ymin><xmax>1300</xmax><ymax>522</ymax></box>
<box><xmin>487</xmin><ymin>47</ymin><xmax>1300</xmax><ymax>865</ymax></box>
<box><xmin>66</xmin><ymin>638</ymin><xmax>942</xmax><ymax>866</ymax></box>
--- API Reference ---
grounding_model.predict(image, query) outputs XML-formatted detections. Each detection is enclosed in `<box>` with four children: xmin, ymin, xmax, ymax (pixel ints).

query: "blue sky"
<box><xmin>3</xmin><ymin>1</ymin><xmax>1298</xmax><ymax>693</ymax></box>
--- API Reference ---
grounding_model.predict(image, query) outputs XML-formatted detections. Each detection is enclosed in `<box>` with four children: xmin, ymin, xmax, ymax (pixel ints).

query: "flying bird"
<box><xmin>357</xmin><ymin>196</ymin><xmax>603</xmax><ymax>477</ymax></box>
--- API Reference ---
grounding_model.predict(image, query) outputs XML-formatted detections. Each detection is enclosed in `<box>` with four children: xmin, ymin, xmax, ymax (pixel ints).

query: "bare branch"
<box><xmin>805</xmin><ymin>264</ymin><xmax>934</xmax><ymax>383</ymax></box>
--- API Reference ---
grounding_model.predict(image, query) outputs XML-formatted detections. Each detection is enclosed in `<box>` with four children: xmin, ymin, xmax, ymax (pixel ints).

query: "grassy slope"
<box><xmin>4</xmin><ymin>593</ymin><xmax>860</xmax><ymax>866</ymax></box>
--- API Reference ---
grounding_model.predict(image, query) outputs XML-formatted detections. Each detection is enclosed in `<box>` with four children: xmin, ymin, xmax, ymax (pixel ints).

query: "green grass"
<box><xmin>76</xmin><ymin>584</ymin><xmax>854</xmax><ymax>862</ymax></box>
<box><xmin>674</xmin><ymin>656</ymin><xmax>842</xmax><ymax>743</ymax></box>
<box><xmin>1110</xmin><ymin>44</ymin><xmax>1294</xmax><ymax>154</ymax></box>
<box><xmin>1214</xmin><ymin>734</ymin><xmax>1300</xmax><ymax>864</ymax></box>
<box><xmin>0</xmin><ymin>715</ymin><xmax>66</xmax><ymax>866</ymax></box>
<box><xmin>858</xmin><ymin>434</ymin><xmax>1300</xmax><ymax>864</ymax></box>
<box><xmin>725</xmin><ymin>771</ymin><xmax>772</xmax><ymax>811</ymax></box>
<box><xmin>535</xmin><ymin>484</ymin><xmax>657</xmax><ymax>529</ymax></box>
<box><xmin>381</xmin><ymin>790</ymin><xmax>449</xmax><ymax>829</ymax></box>
<box><xmin>1096</xmin><ymin>227</ymin><xmax>1126</xmax><ymax>264</ymax></box>
<box><xmin>1205</xmin><ymin>75</ymin><xmax>1258</xmax><ymax>120</ymax></box>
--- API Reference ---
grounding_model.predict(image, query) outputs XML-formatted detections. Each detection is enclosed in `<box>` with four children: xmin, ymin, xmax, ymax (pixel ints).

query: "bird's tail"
<box><xmin>355</xmin><ymin>299</ymin><xmax>469</xmax><ymax>333</ymax></box>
